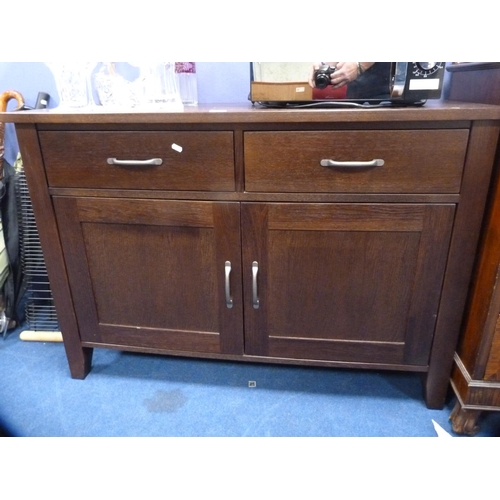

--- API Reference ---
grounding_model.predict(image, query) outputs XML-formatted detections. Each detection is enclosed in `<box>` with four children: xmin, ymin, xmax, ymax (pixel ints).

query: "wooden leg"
<box><xmin>449</xmin><ymin>400</ymin><xmax>482</xmax><ymax>436</ymax></box>
<box><xmin>423</xmin><ymin>372</ymin><xmax>450</xmax><ymax>409</ymax></box>
<box><xmin>65</xmin><ymin>345</ymin><xmax>94</xmax><ymax>379</ymax></box>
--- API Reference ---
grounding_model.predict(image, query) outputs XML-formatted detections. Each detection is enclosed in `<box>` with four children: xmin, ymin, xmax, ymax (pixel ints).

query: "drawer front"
<box><xmin>39</xmin><ymin>131</ymin><xmax>235</xmax><ymax>191</ymax></box>
<box><xmin>244</xmin><ymin>129</ymin><xmax>469</xmax><ymax>193</ymax></box>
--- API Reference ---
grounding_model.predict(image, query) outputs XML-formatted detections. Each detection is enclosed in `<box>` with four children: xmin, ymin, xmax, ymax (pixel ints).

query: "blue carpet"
<box><xmin>1</xmin><ymin>326</ymin><xmax>499</xmax><ymax>437</ymax></box>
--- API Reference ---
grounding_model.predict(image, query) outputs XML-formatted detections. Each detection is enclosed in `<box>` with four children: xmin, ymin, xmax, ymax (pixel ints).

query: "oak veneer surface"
<box><xmin>4</xmin><ymin>101</ymin><xmax>500</xmax><ymax>410</ymax></box>
<box><xmin>39</xmin><ymin>131</ymin><xmax>236</xmax><ymax>191</ymax></box>
<box><xmin>2</xmin><ymin>101</ymin><xmax>500</xmax><ymax>125</ymax></box>
<box><xmin>244</xmin><ymin>129</ymin><xmax>468</xmax><ymax>193</ymax></box>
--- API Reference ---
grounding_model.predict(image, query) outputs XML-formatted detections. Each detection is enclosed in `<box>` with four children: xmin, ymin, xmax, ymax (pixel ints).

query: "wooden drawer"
<box><xmin>244</xmin><ymin>129</ymin><xmax>469</xmax><ymax>193</ymax></box>
<box><xmin>39</xmin><ymin>131</ymin><xmax>235</xmax><ymax>191</ymax></box>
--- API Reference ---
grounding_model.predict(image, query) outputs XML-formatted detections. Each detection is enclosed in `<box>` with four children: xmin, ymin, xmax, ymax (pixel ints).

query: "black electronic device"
<box><xmin>249</xmin><ymin>62</ymin><xmax>446</xmax><ymax>108</ymax></box>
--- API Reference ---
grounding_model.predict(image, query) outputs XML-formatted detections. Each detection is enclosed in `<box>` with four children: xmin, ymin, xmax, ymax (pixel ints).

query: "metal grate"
<box><xmin>15</xmin><ymin>157</ymin><xmax>59</xmax><ymax>332</ymax></box>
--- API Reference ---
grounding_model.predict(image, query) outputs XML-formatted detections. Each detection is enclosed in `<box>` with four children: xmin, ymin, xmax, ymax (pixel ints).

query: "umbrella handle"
<box><xmin>0</xmin><ymin>90</ymin><xmax>24</xmax><ymax>112</ymax></box>
<box><xmin>0</xmin><ymin>90</ymin><xmax>25</xmax><ymax>165</ymax></box>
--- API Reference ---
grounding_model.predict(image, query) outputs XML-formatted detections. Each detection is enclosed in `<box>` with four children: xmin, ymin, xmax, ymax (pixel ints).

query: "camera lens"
<box><xmin>315</xmin><ymin>74</ymin><xmax>330</xmax><ymax>90</ymax></box>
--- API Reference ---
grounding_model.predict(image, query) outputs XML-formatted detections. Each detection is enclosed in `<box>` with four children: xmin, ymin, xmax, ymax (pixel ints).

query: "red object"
<box><xmin>313</xmin><ymin>85</ymin><xmax>347</xmax><ymax>100</ymax></box>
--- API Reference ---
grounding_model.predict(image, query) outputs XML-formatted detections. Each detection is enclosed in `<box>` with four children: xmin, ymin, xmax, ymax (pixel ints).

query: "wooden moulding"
<box><xmin>451</xmin><ymin>354</ymin><xmax>500</xmax><ymax>410</ymax></box>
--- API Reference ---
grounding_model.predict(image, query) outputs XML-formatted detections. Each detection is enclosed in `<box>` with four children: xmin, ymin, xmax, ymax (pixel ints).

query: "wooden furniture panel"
<box><xmin>447</xmin><ymin>62</ymin><xmax>500</xmax><ymax>105</ymax></box>
<box><xmin>244</xmin><ymin>129</ymin><xmax>468</xmax><ymax>193</ymax></box>
<box><xmin>53</xmin><ymin>196</ymin><xmax>244</xmax><ymax>355</ymax></box>
<box><xmin>485</xmin><ymin>316</ymin><xmax>500</xmax><ymax>380</ymax></box>
<box><xmin>39</xmin><ymin>131</ymin><xmax>235</xmax><ymax>191</ymax></box>
<box><xmin>242</xmin><ymin>202</ymin><xmax>455</xmax><ymax>365</ymax></box>
<box><xmin>3</xmin><ymin>102</ymin><xmax>500</xmax><ymax>411</ymax></box>
<box><xmin>445</xmin><ymin>63</ymin><xmax>500</xmax><ymax>434</ymax></box>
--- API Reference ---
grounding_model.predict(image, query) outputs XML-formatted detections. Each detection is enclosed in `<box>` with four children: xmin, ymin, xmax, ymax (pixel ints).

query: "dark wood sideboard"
<box><xmin>446</xmin><ymin>63</ymin><xmax>500</xmax><ymax>433</ymax></box>
<box><xmin>2</xmin><ymin>101</ymin><xmax>500</xmax><ymax>410</ymax></box>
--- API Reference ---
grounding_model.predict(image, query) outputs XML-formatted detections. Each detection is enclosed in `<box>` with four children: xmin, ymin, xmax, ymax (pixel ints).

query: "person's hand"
<box><xmin>309</xmin><ymin>62</ymin><xmax>373</xmax><ymax>89</ymax></box>
<box><xmin>329</xmin><ymin>62</ymin><xmax>359</xmax><ymax>89</ymax></box>
<box><xmin>308</xmin><ymin>62</ymin><xmax>321</xmax><ymax>88</ymax></box>
<box><xmin>308</xmin><ymin>62</ymin><xmax>339</xmax><ymax>88</ymax></box>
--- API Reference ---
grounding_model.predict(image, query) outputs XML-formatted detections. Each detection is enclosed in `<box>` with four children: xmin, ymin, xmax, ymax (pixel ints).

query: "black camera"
<box><xmin>314</xmin><ymin>65</ymin><xmax>336</xmax><ymax>89</ymax></box>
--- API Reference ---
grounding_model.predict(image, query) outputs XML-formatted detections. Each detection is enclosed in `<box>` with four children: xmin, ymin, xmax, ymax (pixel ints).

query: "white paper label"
<box><xmin>409</xmin><ymin>79</ymin><xmax>440</xmax><ymax>90</ymax></box>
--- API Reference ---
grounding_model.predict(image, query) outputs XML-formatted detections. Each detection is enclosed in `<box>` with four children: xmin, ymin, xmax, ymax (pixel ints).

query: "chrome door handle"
<box><xmin>225</xmin><ymin>261</ymin><xmax>233</xmax><ymax>309</ymax></box>
<box><xmin>252</xmin><ymin>261</ymin><xmax>260</xmax><ymax>309</ymax></box>
<box><xmin>107</xmin><ymin>158</ymin><xmax>163</xmax><ymax>166</ymax></box>
<box><xmin>320</xmin><ymin>159</ymin><xmax>384</xmax><ymax>168</ymax></box>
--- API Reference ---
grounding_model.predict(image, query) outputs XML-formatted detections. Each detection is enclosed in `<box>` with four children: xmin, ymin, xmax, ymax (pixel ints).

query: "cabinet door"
<box><xmin>53</xmin><ymin>197</ymin><xmax>243</xmax><ymax>355</ymax></box>
<box><xmin>242</xmin><ymin>203</ymin><xmax>455</xmax><ymax>367</ymax></box>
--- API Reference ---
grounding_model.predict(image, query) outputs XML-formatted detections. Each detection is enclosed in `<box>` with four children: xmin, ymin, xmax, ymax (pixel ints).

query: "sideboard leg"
<box><xmin>65</xmin><ymin>346</ymin><xmax>93</xmax><ymax>379</ymax></box>
<box><xmin>423</xmin><ymin>374</ymin><xmax>449</xmax><ymax>409</ymax></box>
<box><xmin>449</xmin><ymin>400</ymin><xmax>482</xmax><ymax>436</ymax></box>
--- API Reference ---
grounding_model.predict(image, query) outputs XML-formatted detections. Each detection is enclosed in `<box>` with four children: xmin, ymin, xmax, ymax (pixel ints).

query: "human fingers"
<box><xmin>308</xmin><ymin>62</ymin><xmax>322</xmax><ymax>87</ymax></box>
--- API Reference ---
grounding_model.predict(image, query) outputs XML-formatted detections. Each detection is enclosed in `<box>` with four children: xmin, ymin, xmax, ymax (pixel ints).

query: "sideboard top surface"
<box><xmin>2</xmin><ymin>101</ymin><xmax>500</xmax><ymax>125</ymax></box>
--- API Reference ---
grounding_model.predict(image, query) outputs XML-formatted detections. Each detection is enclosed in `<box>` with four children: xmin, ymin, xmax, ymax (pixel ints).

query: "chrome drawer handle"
<box><xmin>225</xmin><ymin>261</ymin><xmax>233</xmax><ymax>309</ymax></box>
<box><xmin>252</xmin><ymin>261</ymin><xmax>260</xmax><ymax>309</ymax></box>
<box><xmin>320</xmin><ymin>159</ymin><xmax>384</xmax><ymax>168</ymax></box>
<box><xmin>107</xmin><ymin>158</ymin><xmax>163</xmax><ymax>166</ymax></box>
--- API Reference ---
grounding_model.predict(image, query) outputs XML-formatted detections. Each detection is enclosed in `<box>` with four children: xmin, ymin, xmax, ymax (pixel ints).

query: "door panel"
<box><xmin>267</xmin><ymin>229</ymin><xmax>419</xmax><ymax>343</ymax></box>
<box><xmin>242</xmin><ymin>202</ymin><xmax>455</xmax><ymax>366</ymax></box>
<box><xmin>53</xmin><ymin>197</ymin><xmax>244</xmax><ymax>355</ymax></box>
<box><xmin>83</xmin><ymin>222</ymin><xmax>219</xmax><ymax>332</ymax></box>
